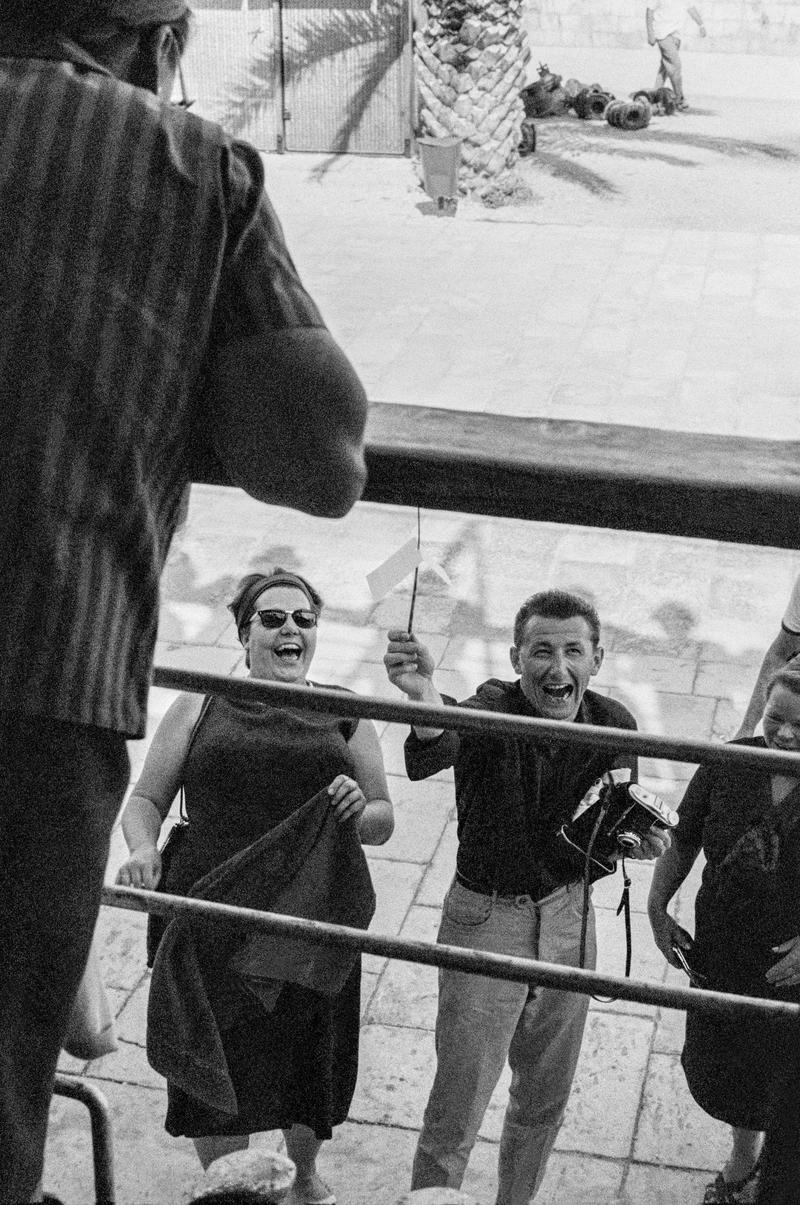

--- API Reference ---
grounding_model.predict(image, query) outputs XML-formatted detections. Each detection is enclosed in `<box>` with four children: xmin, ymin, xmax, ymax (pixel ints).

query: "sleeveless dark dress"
<box><xmin>161</xmin><ymin>691</ymin><xmax>362</xmax><ymax>1139</ymax></box>
<box><xmin>678</xmin><ymin>740</ymin><xmax>800</xmax><ymax>1129</ymax></box>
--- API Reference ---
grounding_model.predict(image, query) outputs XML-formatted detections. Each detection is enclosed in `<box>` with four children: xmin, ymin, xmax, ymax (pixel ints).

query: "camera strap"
<box><xmin>579</xmin><ymin>811</ymin><xmax>634</xmax><ymax>993</ymax></box>
<box><xmin>616</xmin><ymin>856</ymin><xmax>633</xmax><ymax>978</ymax></box>
<box><xmin>579</xmin><ymin>799</ymin><xmax>609</xmax><ymax>970</ymax></box>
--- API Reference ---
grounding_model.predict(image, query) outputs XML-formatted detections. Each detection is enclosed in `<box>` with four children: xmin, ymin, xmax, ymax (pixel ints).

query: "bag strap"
<box><xmin>178</xmin><ymin>693</ymin><xmax>214</xmax><ymax>822</ymax></box>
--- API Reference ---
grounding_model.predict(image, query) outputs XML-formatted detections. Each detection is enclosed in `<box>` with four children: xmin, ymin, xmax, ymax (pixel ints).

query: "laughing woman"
<box><xmin>116</xmin><ymin>569</ymin><xmax>393</xmax><ymax>1205</ymax></box>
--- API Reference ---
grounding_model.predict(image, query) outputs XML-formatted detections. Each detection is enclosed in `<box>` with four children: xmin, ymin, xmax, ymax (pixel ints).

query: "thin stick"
<box><xmin>407</xmin><ymin>566</ymin><xmax>419</xmax><ymax>635</ymax></box>
<box><xmin>407</xmin><ymin>506</ymin><xmax>421</xmax><ymax>634</ymax></box>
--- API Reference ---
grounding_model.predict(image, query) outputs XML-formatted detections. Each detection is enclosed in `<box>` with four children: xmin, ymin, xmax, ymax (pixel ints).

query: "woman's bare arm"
<box><xmin>116</xmin><ymin>692</ymin><xmax>205</xmax><ymax>888</ymax></box>
<box><xmin>347</xmin><ymin>718</ymin><xmax>394</xmax><ymax>845</ymax></box>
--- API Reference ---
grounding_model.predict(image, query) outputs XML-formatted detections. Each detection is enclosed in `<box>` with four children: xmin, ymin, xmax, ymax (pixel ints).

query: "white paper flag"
<box><xmin>366</xmin><ymin>538</ymin><xmax>424</xmax><ymax>601</ymax></box>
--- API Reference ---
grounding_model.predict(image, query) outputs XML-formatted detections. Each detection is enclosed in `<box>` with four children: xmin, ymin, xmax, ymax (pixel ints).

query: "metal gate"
<box><xmin>183</xmin><ymin>1</ymin><xmax>411</xmax><ymax>155</ymax></box>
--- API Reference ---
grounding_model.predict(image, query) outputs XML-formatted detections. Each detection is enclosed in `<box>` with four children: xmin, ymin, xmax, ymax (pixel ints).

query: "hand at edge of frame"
<box><xmin>116</xmin><ymin>844</ymin><xmax>162</xmax><ymax>891</ymax></box>
<box><xmin>767</xmin><ymin>933</ymin><xmax>800</xmax><ymax>989</ymax></box>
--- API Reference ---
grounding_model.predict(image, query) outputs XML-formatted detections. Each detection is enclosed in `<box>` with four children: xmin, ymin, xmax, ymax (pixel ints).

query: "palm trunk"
<box><xmin>414</xmin><ymin>0</ymin><xmax>531</xmax><ymax>181</ymax></box>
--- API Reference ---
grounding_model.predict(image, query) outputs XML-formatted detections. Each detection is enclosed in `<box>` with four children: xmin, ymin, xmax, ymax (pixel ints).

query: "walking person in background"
<box><xmin>0</xmin><ymin>3</ymin><xmax>368</xmax><ymax>1199</ymax></box>
<box><xmin>646</xmin><ymin>1</ymin><xmax>707</xmax><ymax>111</ymax></box>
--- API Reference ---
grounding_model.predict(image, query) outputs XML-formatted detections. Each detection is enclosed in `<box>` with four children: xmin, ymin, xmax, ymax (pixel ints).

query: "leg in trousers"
<box><xmin>412</xmin><ymin>884</ymin><xmax>535</xmax><ymax>1190</ymax></box>
<box><xmin>654</xmin><ymin>34</ymin><xmax>684</xmax><ymax>100</ymax></box>
<box><xmin>0</xmin><ymin>715</ymin><xmax>129</xmax><ymax>1202</ymax></box>
<box><xmin>496</xmin><ymin>885</ymin><xmax>597</xmax><ymax>1205</ymax></box>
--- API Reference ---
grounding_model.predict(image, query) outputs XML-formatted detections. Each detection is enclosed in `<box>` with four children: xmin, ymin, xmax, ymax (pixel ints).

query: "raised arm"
<box><xmin>687</xmin><ymin>5</ymin><xmax>706</xmax><ymax>34</ymax></box>
<box><xmin>383</xmin><ymin>629</ymin><xmax>444</xmax><ymax>740</ymax></box>
<box><xmin>736</xmin><ymin>626</ymin><xmax>800</xmax><ymax>738</ymax></box>
<box><xmin>115</xmin><ymin>692</ymin><xmax>205</xmax><ymax>889</ymax></box>
<box><xmin>646</xmin><ymin>7</ymin><xmax>655</xmax><ymax>43</ymax></box>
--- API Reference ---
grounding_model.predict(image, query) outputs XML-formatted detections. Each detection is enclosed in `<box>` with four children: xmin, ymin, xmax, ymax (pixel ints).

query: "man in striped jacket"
<box><xmin>0</xmin><ymin>3</ymin><xmax>368</xmax><ymax>1197</ymax></box>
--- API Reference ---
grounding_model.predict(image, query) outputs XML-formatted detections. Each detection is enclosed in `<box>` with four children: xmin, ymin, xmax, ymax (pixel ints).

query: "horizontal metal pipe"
<box><xmin>152</xmin><ymin>666</ymin><xmax>800</xmax><ymax>774</ymax></box>
<box><xmin>102</xmin><ymin>885</ymin><xmax>800</xmax><ymax>1023</ymax></box>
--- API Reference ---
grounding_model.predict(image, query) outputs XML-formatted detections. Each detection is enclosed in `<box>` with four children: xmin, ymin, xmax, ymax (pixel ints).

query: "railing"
<box><xmin>98</xmin><ymin>664</ymin><xmax>800</xmax><ymax>1025</ymax></box>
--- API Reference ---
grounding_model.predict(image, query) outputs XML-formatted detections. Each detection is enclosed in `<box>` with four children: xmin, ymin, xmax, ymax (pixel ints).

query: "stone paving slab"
<box><xmin>633</xmin><ymin>1052</ymin><xmax>729</xmax><ymax>1170</ymax></box>
<box><xmin>623</xmin><ymin>1161</ymin><xmax>712</xmax><ymax>1203</ymax></box>
<box><xmin>366</xmin><ymin>905</ymin><xmax>441</xmax><ymax>1032</ymax></box>
<box><xmin>362</xmin><ymin>859</ymin><xmax>425</xmax><ymax>976</ymax></box>
<box><xmin>46</xmin><ymin>1080</ymin><xmax>201</xmax><ymax>1205</ymax></box>
<box><xmin>367</xmin><ymin>777</ymin><xmax>453</xmax><ymax>865</ymax></box>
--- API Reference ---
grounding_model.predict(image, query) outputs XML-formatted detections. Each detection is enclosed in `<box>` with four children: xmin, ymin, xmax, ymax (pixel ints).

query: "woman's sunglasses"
<box><xmin>250</xmin><ymin>609</ymin><xmax>318</xmax><ymax>630</ymax></box>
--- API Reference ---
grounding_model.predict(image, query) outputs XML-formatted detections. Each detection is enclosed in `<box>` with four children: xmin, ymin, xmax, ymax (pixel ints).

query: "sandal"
<box><xmin>702</xmin><ymin>1160</ymin><xmax>761</xmax><ymax>1204</ymax></box>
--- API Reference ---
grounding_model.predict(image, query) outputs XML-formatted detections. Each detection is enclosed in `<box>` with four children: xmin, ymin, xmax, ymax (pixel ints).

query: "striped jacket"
<box><xmin>0</xmin><ymin>33</ymin><xmax>343</xmax><ymax>737</ymax></box>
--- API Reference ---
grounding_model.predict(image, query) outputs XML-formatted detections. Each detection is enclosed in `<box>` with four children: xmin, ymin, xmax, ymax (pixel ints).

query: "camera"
<box><xmin>558</xmin><ymin>769</ymin><xmax>679</xmax><ymax>877</ymax></box>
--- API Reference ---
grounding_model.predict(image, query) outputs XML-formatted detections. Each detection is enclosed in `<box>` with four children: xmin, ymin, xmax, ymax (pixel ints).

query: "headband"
<box><xmin>227</xmin><ymin>572</ymin><xmax>319</xmax><ymax>642</ymax></box>
<box><xmin>109</xmin><ymin>1</ymin><xmax>189</xmax><ymax>24</ymax></box>
<box><xmin>1</xmin><ymin>1</ymin><xmax>188</xmax><ymax>26</ymax></box>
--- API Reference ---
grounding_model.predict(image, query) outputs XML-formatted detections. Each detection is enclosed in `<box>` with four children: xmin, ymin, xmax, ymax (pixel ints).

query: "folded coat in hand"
<box><xmin>146</xmin><ymin>788</ymin><xmax>376</xmax><ymax>1115</ymax></box>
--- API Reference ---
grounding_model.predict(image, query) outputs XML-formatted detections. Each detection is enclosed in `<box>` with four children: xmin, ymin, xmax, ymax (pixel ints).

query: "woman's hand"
<box><xmin>327</xmin><ymin>774</ymin><xmax>367</xmax><ymax>824</ymax></box>
<box><xmin>649</xmin><ymin>906</ymin><xmax>694</xmax><ymax>969</ymax></box>
<box><xmin>767</xmin><ymin>934</ymin><xmax>800</xmax><ymax>990</ymax></box>
<box><xmin>116</xmin><ymin>844</ymin><xmax>162</xmax><ymax>891</ymax></box>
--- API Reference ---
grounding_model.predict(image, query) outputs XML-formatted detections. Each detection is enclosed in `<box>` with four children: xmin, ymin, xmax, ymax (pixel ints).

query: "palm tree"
<box><xmin>414</xmin><ymin>0</ymin><xmax>531</xmax><ymax>180</ymax></box>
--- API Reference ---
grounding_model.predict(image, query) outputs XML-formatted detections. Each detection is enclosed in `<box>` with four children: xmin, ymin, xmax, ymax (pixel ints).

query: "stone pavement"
<box><xmin>44</xmin><ymin>90</ymin><xmax>800</xmax><ymax>1205</ymax></box>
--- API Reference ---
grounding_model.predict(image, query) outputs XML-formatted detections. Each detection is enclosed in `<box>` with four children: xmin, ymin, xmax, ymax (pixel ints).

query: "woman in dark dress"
<box><xmin>648</xmin><ymin>665</ymin><xmax>800</xmax><ymax>1205</ymax></box>
<box><xmin>116</xmin><ymin>569</ymin><xmax>394</xmax><ymax>1204</ymax></box>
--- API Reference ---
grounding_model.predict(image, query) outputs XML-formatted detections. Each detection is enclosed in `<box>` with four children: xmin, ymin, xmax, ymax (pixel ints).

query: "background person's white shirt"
<box><xmin>650</xmin><ymin>0</ymin><xmax>687</xmax><ymax>40</ymax></box>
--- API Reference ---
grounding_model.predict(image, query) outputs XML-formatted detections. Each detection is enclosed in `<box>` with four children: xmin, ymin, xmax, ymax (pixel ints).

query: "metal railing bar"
<box><xmin>53</xmin><ymin>1073</ymin><xmax>116</xmax><ymax>1204</ymax></box>
<box><xmin>102</xmin><ymin>885</ymin><xmax>800</xmax><ymax>1023</ymax></box>
<box><xmin>152</xmin><ymin>667</ymin><xmax>800</xmax><ymax>774</ymax></box>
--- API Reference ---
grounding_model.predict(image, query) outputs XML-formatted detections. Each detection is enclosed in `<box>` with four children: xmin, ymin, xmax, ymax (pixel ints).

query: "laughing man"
<box><xmin>384</xmin><ymin>589</ymin><xmax>670</xmax><ymax>1204</ymax></box>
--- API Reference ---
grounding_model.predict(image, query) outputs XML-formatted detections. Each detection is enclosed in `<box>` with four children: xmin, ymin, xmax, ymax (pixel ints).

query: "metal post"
<box><xmin>273</xmin><ymin>0</ymin><xmax>286</xmax><ymax>152</ymax></box>
<box><xmin>53</xmin><ymin>1075</ymin><xmax>115</xmax><ymax>1205</ymax></box>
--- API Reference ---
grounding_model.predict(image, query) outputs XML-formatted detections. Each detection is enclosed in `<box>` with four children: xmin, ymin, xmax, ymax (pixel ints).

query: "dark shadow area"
<box><xmin>519</xmin><ymin>112</ymin><xmax>800</xmax><ymax>196</ymax></box>
<box><xmin>528</xmin><ymin>150</ymin><xmax>621</xmax><ymax>196</ymax></box>
<box><xmin>537</xmin><ymin>115</ymin><xmax>800</xmax><ymax>162</ymax></box>
<box><xmin>618</xmin><ymin>127</ymin><xmax>800</xmax><ymax>160</ymax></box>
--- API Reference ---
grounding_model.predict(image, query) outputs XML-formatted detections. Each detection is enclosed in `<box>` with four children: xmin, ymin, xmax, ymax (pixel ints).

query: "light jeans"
<box><xmin>655</xmin><ymin>33</ymin><xmax>684</xmax><ymax>101</ymax></box>
<box><xmin>411</xmin><ymin>878</ymin><xmax>596</xmax><ymax>1205</ymax></box>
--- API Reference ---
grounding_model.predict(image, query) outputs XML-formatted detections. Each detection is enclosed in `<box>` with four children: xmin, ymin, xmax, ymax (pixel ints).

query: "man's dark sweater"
<box><xmin>405</xmin><ymin>679</ymin><xmax>637</xmax><ymax>900</ymax></box>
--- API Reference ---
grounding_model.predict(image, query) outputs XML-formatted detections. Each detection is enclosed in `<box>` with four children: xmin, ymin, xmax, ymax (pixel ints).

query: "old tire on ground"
<box><xmin>621</xmin><ymin>97</ymin><xmax>652</xmax><ymax>129</ymax></box>
<box><xmin>518</xmin><ymin>118</ymin><xmax>537</xmax><ymax>155</ymax></box>
<box><xmin>575</xmin><ymin>89</ymin><xmax>612</xmax><ymax>120</ymax></box>
<box><xmin>654</xmin><ymin>86</ymin><xmax>676</xmax><ymax>114</ymax></box>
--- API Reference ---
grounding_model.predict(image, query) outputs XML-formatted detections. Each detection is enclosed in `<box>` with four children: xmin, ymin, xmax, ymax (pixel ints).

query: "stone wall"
<box><xmin>524</xmin><ymin>1</ymin><xmax>800</xmax><ymax>55</ymax></box>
